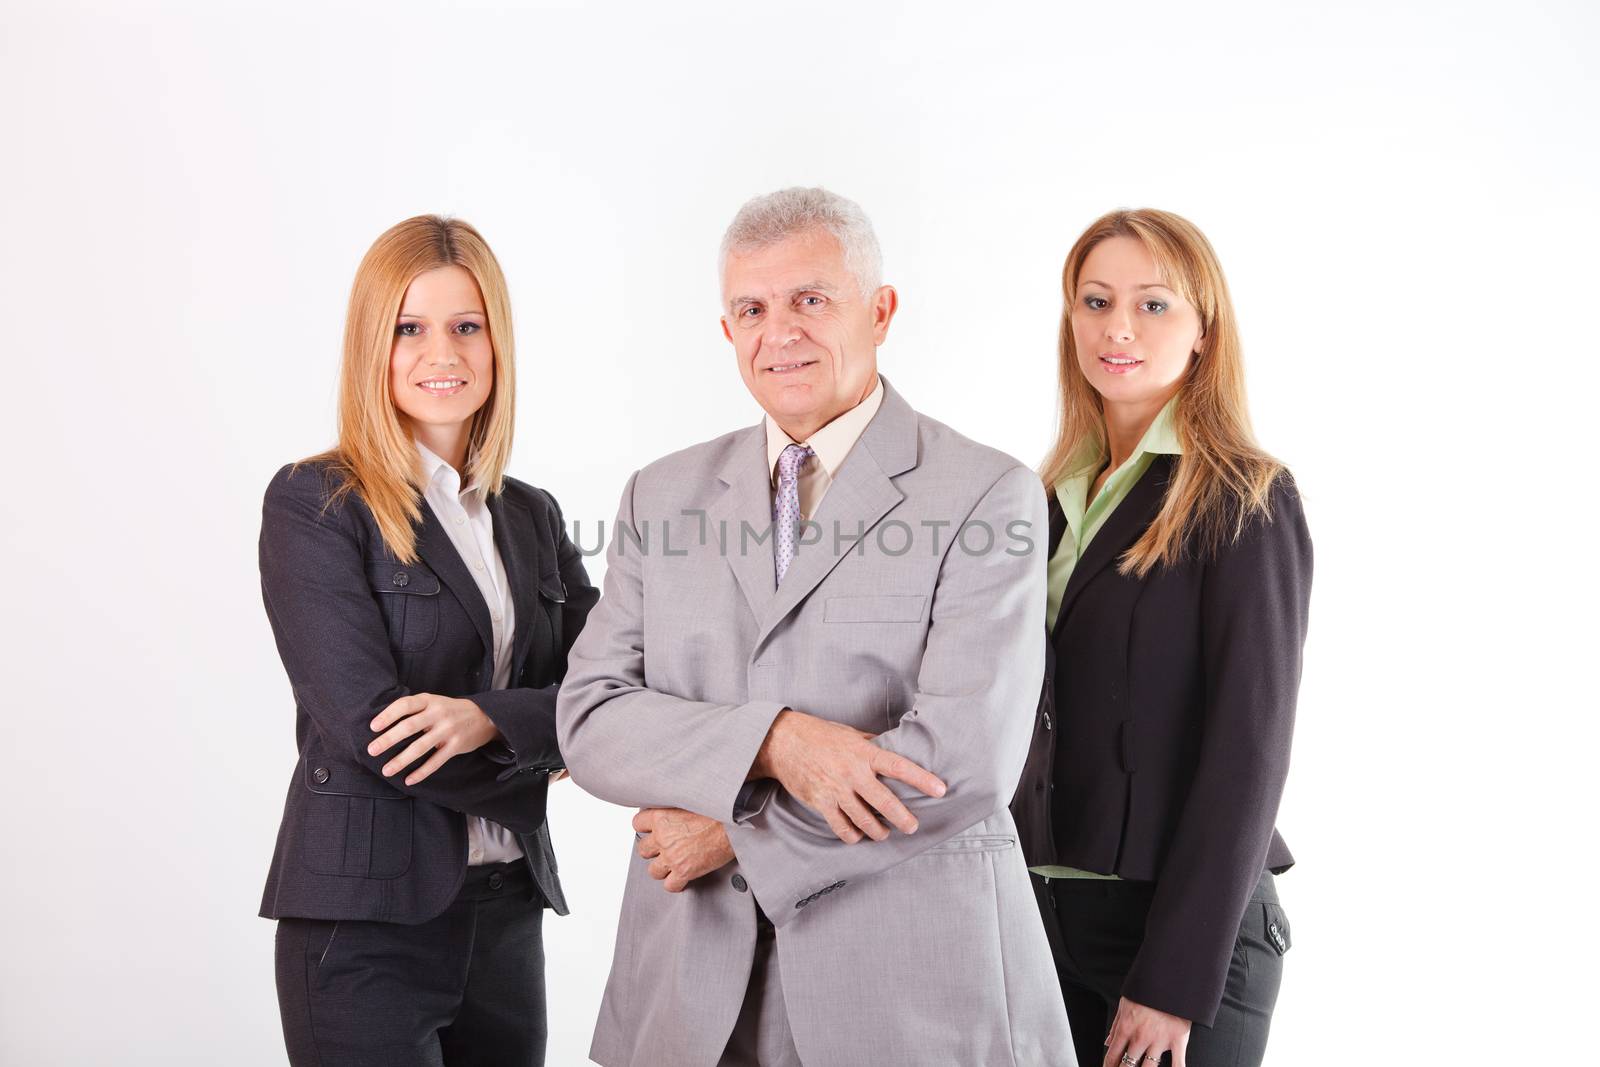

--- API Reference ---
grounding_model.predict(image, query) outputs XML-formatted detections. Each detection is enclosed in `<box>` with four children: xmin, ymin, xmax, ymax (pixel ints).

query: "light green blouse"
<box><xmin>1032</xmin><ymin>396</ymin><xmax>1182</xmax><ymax>881</ymax></box>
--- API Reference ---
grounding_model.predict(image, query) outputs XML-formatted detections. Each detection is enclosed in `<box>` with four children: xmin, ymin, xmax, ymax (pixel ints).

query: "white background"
<box><xmin>3</xmin><ymin>1</ymin><xmax>1596</xmax><ymax>1063</ymax></box>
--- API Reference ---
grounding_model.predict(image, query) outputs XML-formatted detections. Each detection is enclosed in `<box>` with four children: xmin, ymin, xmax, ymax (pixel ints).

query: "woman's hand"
<box><xmin>1103</xmin><ymin>996</ymin><xmax>1191</xmax><ymax>1067</ymax></box>
<box><xmin>633</xmin><ymin>807</ymin><xmax>735</xmax><ymax>892</ymax></box>
<box><xmin>368</xmin><ymin>693</ymin><xmax>501</xmax><ymax>785</ymax></box>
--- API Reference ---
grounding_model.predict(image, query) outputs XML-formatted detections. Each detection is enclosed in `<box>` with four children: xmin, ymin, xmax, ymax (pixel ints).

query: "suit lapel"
<box><xmin>488</xmin><ymin>492</ymin><xmax>540</xmax><ymax>672</ymax></box>
<box><xmin>1052</xmin><ymin>454</ymin><xmax>1174</xmax><ymax>633</ymax></box>
<box><xmin>413</xmin><ymin>499</ymin><xmax>496</xmax><ymax>657</ymax></box>
<box><xmin>708</xmin><ymin>425</ymin><xmax>780</xmax><ymax>625</ymax></box>
<box><xmin>1047</xmin><ymin>492</ymin><xmax>1067</xmax><ymax>560</ymax></box>
<box><xmin>755</xmin><ymin>378</ymin><xmax>917</xmax><ymax>647</ymax></box>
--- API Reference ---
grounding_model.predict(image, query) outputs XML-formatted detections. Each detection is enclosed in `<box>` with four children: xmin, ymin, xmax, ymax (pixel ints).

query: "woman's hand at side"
<box><xmin>368</xmin><ymin>694</ymin><xmax>502</xmax><ymax>785</ymax></box>
<box><xmin>1103</xmin><ymin>996</ymin><xmax>1191</xmax><ymax>1067</ymax></box>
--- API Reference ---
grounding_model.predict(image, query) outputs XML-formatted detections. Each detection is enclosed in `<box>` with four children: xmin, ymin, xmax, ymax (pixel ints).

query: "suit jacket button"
<box><xmin>731</xmin><ymin>874</ymin><xmax>748</xmax><ymax>893</ymax></box>
<box><xmin>487</xmin><ymin>872</ymin><xmax>505</xmax><ymax>890</ymax></box>
<box><xmin>312</xmin><ymin>767</ymin><xmax>330</xmax><ymax>784</ymax></box>
<box><xmin>392</xmin><ymin>571</ymin><xmax>410</xmax><ymax>588</ymax></box>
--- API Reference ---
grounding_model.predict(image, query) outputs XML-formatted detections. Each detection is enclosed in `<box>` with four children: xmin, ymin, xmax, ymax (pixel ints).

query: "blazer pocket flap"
<box><xmin>303</xmin><ymin>739</ymin><xmax>408</xmax><ymax>799</ymax></box>
<box><xmin>304</xmin><ymin>759</ymin><xmax>409</xmax><ymax>799</ymax></box>
<box><xmin>823</xmin><ymin>595</ymin><xmax>927</xmax><ymax>623</ymax></box>
<box><xmin>365</xmin><ymin>560</ymin><xmax>440</xmax><ymax>596</ymax></box>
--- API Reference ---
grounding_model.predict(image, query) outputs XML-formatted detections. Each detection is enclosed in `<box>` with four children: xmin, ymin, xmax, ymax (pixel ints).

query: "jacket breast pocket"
<box><xmin>823</xmin><ymin>595</ymin><xmax>927</xmax><ymax>623</ymax></box>
<box><xmin>366</xmin><ymin>559</ymin><xmax>441</xmax><ymax>652</ymax></box>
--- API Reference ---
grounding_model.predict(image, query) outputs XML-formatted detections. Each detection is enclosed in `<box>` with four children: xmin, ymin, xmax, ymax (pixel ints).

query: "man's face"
<box><xmin>721</xmin><ymin>228</ymin><xmax>896</xmax><ymax>440</ymax></box>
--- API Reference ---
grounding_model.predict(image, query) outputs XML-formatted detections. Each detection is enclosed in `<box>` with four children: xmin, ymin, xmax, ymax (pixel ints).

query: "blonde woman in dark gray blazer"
<box><xmin>260</xmin><ymin>215</ymin><xmax>597</xmax><ymax>1067</ymax></box>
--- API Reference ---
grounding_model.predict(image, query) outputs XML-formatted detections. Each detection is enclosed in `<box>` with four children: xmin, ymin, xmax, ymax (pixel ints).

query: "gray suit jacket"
<box><xmin>557</xmin><ymin>379</ymin><xmax>1074</xmax><ymax>1066</ymax></box>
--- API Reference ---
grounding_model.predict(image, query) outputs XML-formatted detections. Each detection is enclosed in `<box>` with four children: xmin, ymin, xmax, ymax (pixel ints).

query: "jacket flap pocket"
<box><xmin>365</xmin><ymin>560</ymin><xmax>440</xmax><ymax>596</ymax></box>
<box><xmin>823</xmin><ymin>595</ymin><xmax>927</xmax><ymax>623</ymax></box>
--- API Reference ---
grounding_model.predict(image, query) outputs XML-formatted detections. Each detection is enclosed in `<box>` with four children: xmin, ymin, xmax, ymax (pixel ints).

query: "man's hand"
<box><xmin>1103</xmin><ymin>996</ymin><xmax>1191</xmax><ymax>1067</ymax></box>
<box><xmin>368</xmin><ymin>694</ymin><xmax>500</xmax><ymax>785</ymax></box>
<box><xmin>633</xmin><ymin>808</ymin><xmax>735</xmax><ymax>892</ymax></box>
<box><xmin>749</xmin><ymin>709</ymin><xmax>946</xmax><ymax>844</ymax></box>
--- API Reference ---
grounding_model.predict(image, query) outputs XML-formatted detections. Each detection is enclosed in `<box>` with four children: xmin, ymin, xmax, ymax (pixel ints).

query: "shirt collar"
<box><xmin>765</xmin><ymin>377</ymin><xmax>885</xmax><ymax>486</ymax></box>
<box><xmin>1137</xmin><ymin>394</ymin><xmax>1183</xmax><ymax>457</ymax></box>
<box><xmin>413</xmin><ymin>439</ymin><xmax>483</xmax><ymax>499</ymax></box>
<box><xmin>1062</xmin><ymin>394</ymin><xmax>1184</xmax><ymax>484</ymax></box>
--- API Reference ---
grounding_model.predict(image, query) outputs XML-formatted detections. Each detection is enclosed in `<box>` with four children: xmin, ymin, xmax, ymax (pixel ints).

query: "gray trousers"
<box><xmin>1035</xmin><ymin>871</ymin><xmax>1289</xmax><ymax>1067</ymax></box>
<box><xmin>275</xmin><ymin>861</ymin><xmax>547</xmax><ymax>1067</ymax></box>
<box><xmin>719</xmin><ymin>912</ymin><xmax>802</xmax><ymax>1067</ymax></box>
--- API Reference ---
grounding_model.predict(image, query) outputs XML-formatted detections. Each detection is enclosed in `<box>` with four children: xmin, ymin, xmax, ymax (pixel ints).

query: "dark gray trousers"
<box><xmin>275</xmin><ymin>861</ymin><xmax>547</xmax><ymax>1067</ymax></box>
<box><xmin>1035</xmin><ymin>871</ymin><xmax>1290</xmax><ymax>1067</ymax></box>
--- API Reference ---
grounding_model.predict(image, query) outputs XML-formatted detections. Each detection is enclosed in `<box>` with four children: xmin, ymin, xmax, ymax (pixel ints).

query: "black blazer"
<box><xmin>1011</xmin><ymin>455</ymin><xmax>1312</xmax><ymax>1027</ymax></box>
<box><xmin>257</xmin><ymin>460</ymin><xmax>598</xmax><ymax>924</ymax></box>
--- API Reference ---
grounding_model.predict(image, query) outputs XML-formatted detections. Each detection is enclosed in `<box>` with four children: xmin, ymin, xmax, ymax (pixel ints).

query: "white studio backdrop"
<box><xmin>2</xmin><ymin>1</ymin><xmax>1595</xmax><ymax>1062</ymax></box>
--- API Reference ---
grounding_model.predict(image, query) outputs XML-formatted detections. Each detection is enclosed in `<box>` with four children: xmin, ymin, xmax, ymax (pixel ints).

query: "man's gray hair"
<box><xmin>718</xmin><ymin>186</ymin><xmax>883</xmax><ymax>299</ymax></box>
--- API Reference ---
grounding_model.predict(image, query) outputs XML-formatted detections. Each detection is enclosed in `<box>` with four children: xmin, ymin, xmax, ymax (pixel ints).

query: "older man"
<box><xmin>557</xmin><ymin>188</ymin><xmax>1073</xmax><ymax>1066</ymax></box>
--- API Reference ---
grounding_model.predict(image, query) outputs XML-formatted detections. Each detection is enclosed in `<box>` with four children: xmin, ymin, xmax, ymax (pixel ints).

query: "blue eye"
<box><xmin>396</xmin><ymin>322</ymin><xmax>421</xmax><ymax>337</ymax></box>
<box><xmin>1141</xmin><ymin>300</ymin><xmax>1168</xmax><ymax>315</ymax></box>
<box><xmin>800</xmin><ymin>295</ymin><xmax>824</xmax><ymax>307</ymax></box>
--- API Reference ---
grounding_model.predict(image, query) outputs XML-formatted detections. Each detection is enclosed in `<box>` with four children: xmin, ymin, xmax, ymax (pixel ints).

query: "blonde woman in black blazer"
<box><xmin>1011</xmin><ymin>209</ymin><xmax>1311</xmax><ymax>1067</ymax></box>
<box><xmin>259</xmin><ymin>216</ymin><xmax>597</xmax><ymax>1067</ymax></box>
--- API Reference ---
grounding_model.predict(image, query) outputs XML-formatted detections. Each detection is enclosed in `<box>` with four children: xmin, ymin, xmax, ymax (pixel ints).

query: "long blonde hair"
<box><xmin>310</xmin><ymin>215</ymin><xmax>517</xmax><ymax>563</ymax></box>
<box><xmin>1040</xmin><ymin>208</ymin><xmax>1281</xmax><ymax>577</ymax></box>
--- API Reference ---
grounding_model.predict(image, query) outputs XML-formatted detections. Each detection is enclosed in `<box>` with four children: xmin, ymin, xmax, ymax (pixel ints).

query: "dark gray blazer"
<box><xmin>257</xmin><ymin>459</ymin><xmax>598</xmax><ymax>924</ymax></box>
<box><xmin>1011</xmin><ymin>457</ymin><xmax>1312</xmax><ymax>1026</ymax></box>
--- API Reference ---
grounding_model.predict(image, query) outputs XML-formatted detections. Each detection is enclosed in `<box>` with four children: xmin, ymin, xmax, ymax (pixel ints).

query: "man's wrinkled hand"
<box><xmin>633</xmin><ymin>808</ymin><xmax>736</xmax><ymax>892</ymax></box>
<box><xmin>750</xmin><ymin>709</ymin><xmax>946</xmax><ymax>844</ymax></box>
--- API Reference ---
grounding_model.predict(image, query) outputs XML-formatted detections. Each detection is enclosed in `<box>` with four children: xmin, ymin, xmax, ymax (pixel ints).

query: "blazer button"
<box><xmin>392</xmin><ymin>571</ymin><xmax>410</xmax><ymax>587</ymax></box>
<box><xmin>312</xmin><ymin>767</ymin><xmax>330</xmax><ymax>784</ymax></box>
<box><xmin>731</xmin><ymin>874</ymin><xmax>748</xmax><ymax>893</ymax></box>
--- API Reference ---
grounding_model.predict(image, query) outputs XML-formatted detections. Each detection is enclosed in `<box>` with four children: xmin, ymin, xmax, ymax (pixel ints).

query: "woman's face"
<box><xmin>1071</xmin><ymin>236</ymin><xmax>1204</xmax><ymax>411</ymax></box>
<box><xmin>389</xmin><ymin>265</ymin><xmax>494</xmax><ymax>435</ymax></box>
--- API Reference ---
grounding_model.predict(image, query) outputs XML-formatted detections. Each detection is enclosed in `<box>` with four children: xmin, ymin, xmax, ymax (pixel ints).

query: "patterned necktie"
<box><xmin>773</xmin><ymin>443</ymin><xmax>815</xmax><ymax>584</ymax></box>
